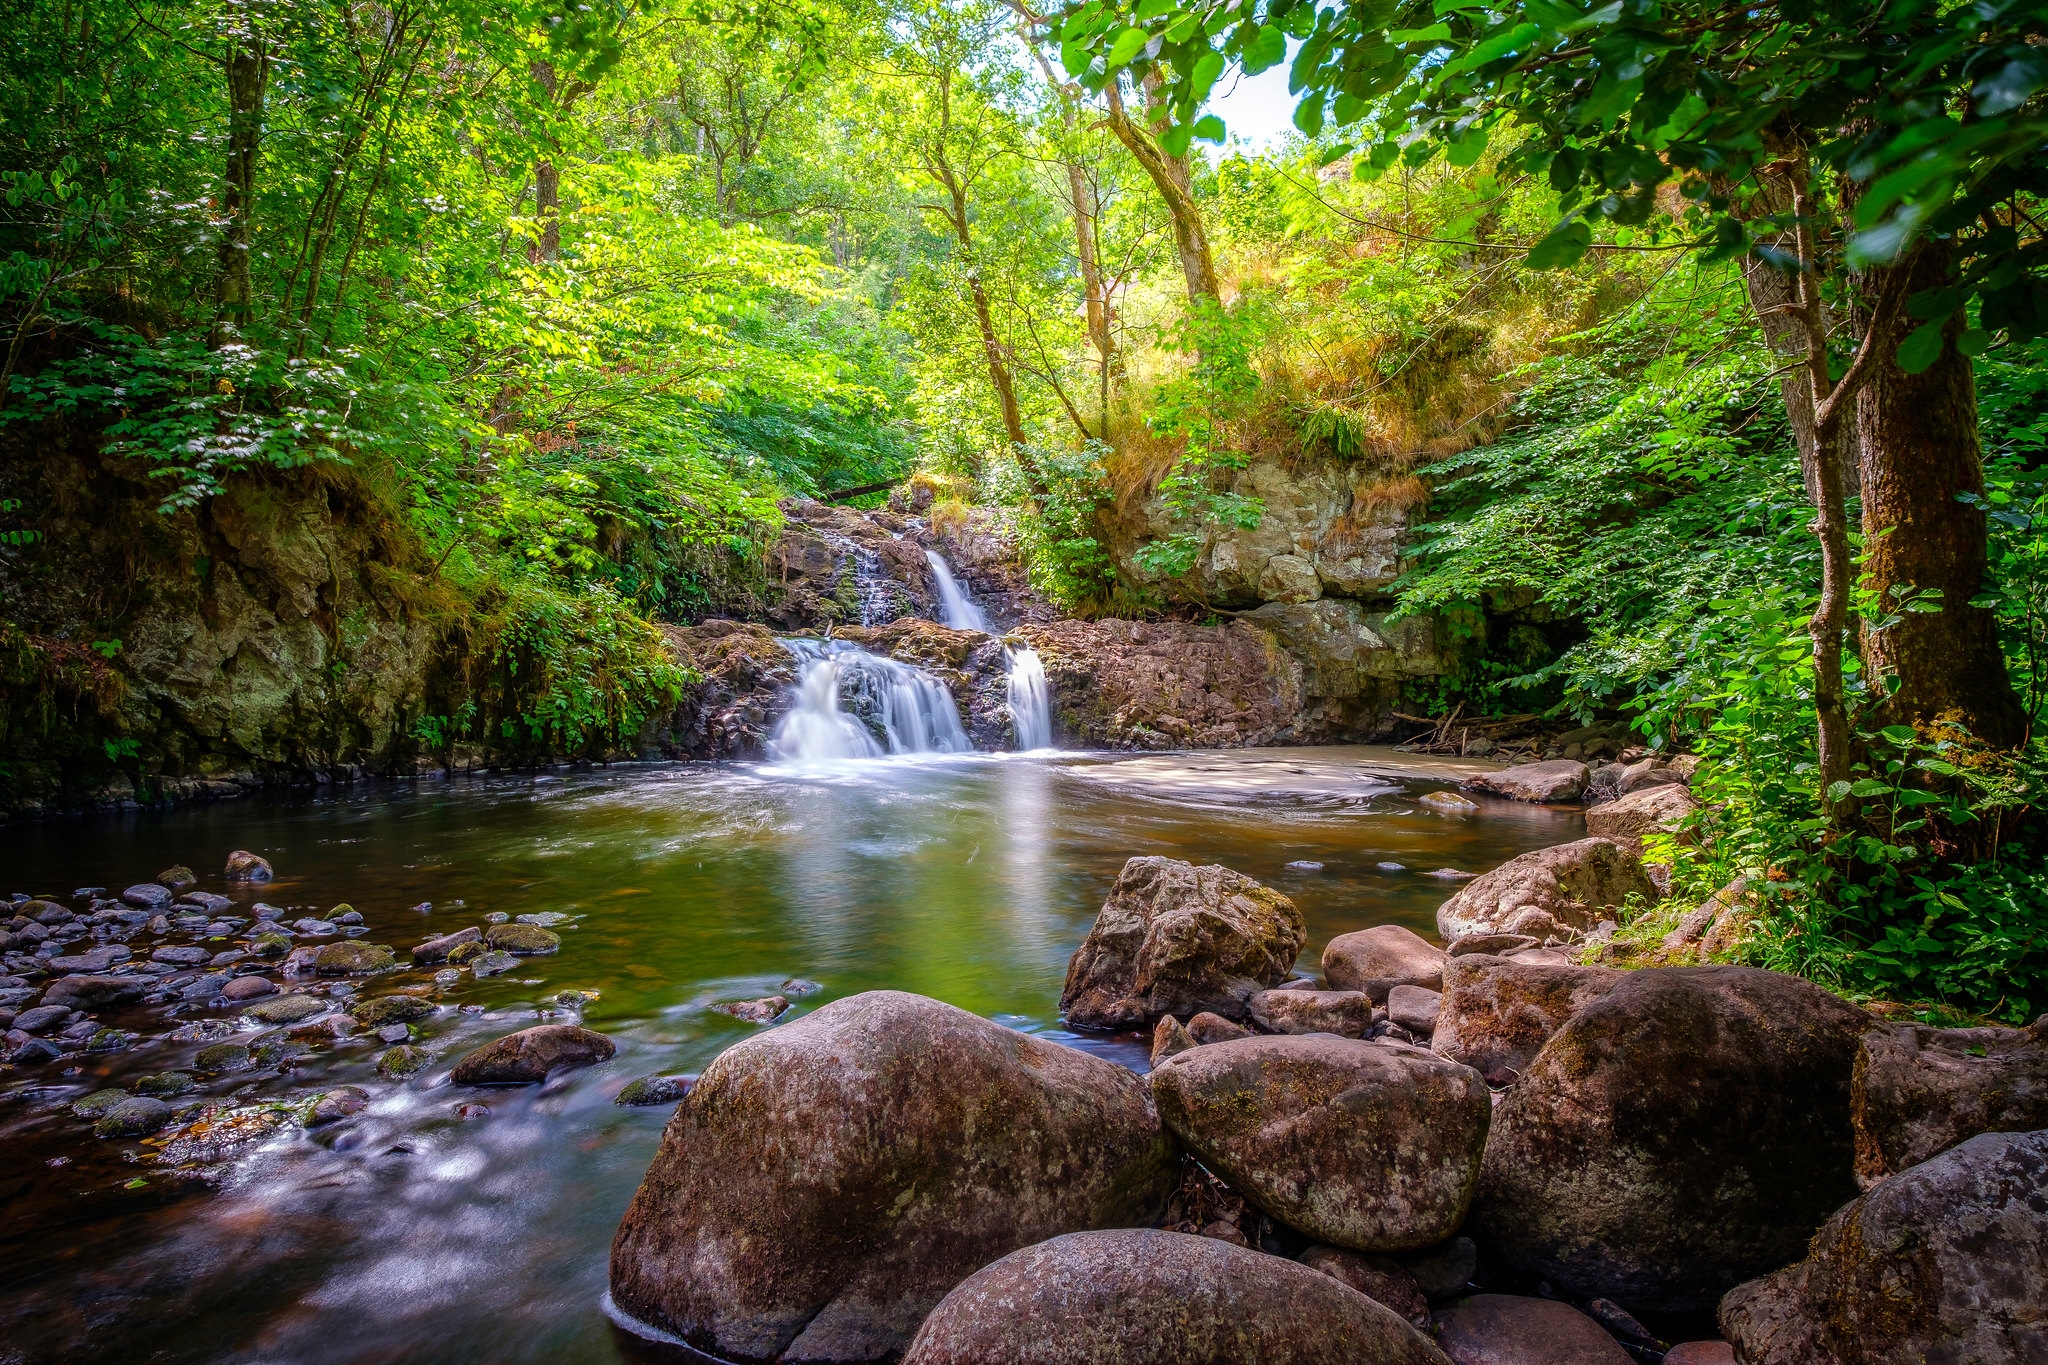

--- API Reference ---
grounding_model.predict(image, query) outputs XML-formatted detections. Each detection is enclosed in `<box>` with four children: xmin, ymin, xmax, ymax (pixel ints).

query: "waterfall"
<box><xmin>1005</xmin><ymin>644</ymin><xmax>1053</xmax><ymax>751</ymax></box>
<box><xmin>767</xmin><ymin>639</ymin><xmax>972</xmax><ymax>762</ymax></box>
<box><xmin>924</xmin><ymin>550</ymin><xmax>990</xmax><ymax>632</ymax></box>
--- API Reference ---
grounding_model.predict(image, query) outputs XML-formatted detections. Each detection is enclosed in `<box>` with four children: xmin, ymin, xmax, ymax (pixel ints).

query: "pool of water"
<box><xmin>0</xmin><ymin>747</ymin><xmax>1581</xmax><ymax>1364</ymax></box>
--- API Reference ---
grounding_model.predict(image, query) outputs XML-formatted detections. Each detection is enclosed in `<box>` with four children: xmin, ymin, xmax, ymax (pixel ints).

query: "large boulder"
<box><xmin>608</xmin><ymin>991</ymin><xmax>1178</xmax><ymax>1363</ymax></box>
<box><xmin>1431</xmin><ymin>955</ymin><xmax>1625</xmax><ymax>1086</ymax></box>
<box><xmin>1582</xmin><ymin>783</ymin><xmax>1699</xmax><ymax>850</ymax></box>
<box><xmin>1850</xmin><ymin>1016</ymin><xmax>2048</xmax><ymax>1185</ymax></box>
<box><xmin>1433</xmin><ymin>1295</ymin><xmax>1633</xmax><ymax>1365</ymax></box>
<box><xmin>1469</xmin><ymin>966</ymin><xmax>1872</xmax><ymax>1313</ymax></box>
<box><xmin>1436</xmin><ymin>838</ymin><xmax>1658</xmax><ymax>942</ymax></box>
<box><xmin>1322</xmin><ymin>924</ymin><xmax>1445</xmax><ymax>1003</ymax></box>
<box><xmin>451</xmin><ymin>1024</ymin><xmax>615</xmax><ymax>1084</ymax></box>
<box><xmin>1720</xmin><ymin>1129</ymin><xmax>2048</xmax><ymax>1365</ymax></box>
<box><xmin>1151</xmin><ymin>1034</ymin><xmax>1489</xmax><ymax>1252</ymax></box>
<box><xmin>1463</xmin><ymin>760</ymin><xmax>1588</xmax><ymax>803</ymax></box>
<box><xmin>1060</xmin><ymin>857</ymin><xmax>1304</xmax><ymax>1030</ymax></box>
<box><xmin>900</xmin><ymin>1229</ymin><xmax>1452</xmax><ymax>1365</ymax></box>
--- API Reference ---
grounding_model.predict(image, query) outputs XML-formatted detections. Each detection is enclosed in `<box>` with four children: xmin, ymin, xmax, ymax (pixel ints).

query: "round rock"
<box><xmin>242</xmin><ymin>993</ymin><xmax>328</xmax><ymax>1024</ymax></box>
<box><xmin>311</xmin><ymin>942</ymin><xmax>395</xmax><ymax>976</ymax></box>
<box><xmin>1434</xmin><ymin>1294</ymin><xmax>1632</xmax><ymax>1365</ymax></box>
<box><xmin>1322</xmin><ymin>924</ymin><xmax>1445</xmax><ymax>1003</ymax></box>
<box><xmin>452</xmin><ymin>1023</ymin><xmax>615</xmax><ymax>1084</ymax></box>
<box><xmin>1151</xmin><ymin>1034</ymin><xmax>1490</xmax><ymax>1252</ymax></box>
<box><xmin>224</xmin><ymin>850</ymin><xmax>273</xmax><ymax>882</ymax></box>
<box><xmin>94</xmin><ymin>1095</ymin><xmax>171</xmax><ymax>1138</ymax></box>
<box><xmin>608</xmin><ymin>990</ymin><xmax>1179</xmax><ymax>1364</ymax></box>
<box><xmin>485</xmin><ymin>923</ymin><xmax>561</xmax><ymax>955</ymax></box>
<box><xmin>901</xmin><ymin>1229</ymin><xmax>1451</xmax><ymax>1365</ymax></box>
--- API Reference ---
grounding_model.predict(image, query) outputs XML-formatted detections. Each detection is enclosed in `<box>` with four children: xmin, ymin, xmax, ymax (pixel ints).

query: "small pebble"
<box><xmin>409</xmin><ymin>902</ymin><xmax>432</xmax><ymax>914</ymax></box>
<box><xmin>376</xmin><ymin>1023</ymin><xmax>411</xmax><ymax>1044</ymax></box>
<box><xmin>1377</xmin><ymin>861</ymin><xmax>1406</xmax><ymax>872</ymax></box>
<box><xmin>1285</xmin><ymin>861</ymin><xmax>1324</xmax><ymax>872</ymax></box>
<box><xmin>483</xmin><ymin>912</ymin><xmax>509</xmax><ymax>924</ymax></box>
<box><xmin>433</xmin><ymin>970</ymin><xmax>459</xmax><ymax>986</ymax></box>
<box><xmin>454</xmin><ymin>1102</ymin><xmax>489</xmax><ymax>1121</ymax></box>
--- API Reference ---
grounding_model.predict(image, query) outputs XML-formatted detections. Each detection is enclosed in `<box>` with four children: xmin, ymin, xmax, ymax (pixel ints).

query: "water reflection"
<box><xmin>0</xmin><ymin>748</ymin><xmax>1582</xmax><ymax>1365</ymax></box>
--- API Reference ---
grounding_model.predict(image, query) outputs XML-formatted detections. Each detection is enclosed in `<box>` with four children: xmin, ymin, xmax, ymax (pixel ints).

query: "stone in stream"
<box><xmin>155</xmin><ymin>865</ymin><xmax>198</xmax><ymax>893</ymax></box>
<box><xmin>350</xmin><ymin>995</ymin><xmax>434</xmax><ymax>1027</ymax></box>
<box><xmin>1150</xmin><ymin>1014</ymin><xmax>1196</xmax><ymax>1066</ymax></box>
<box><xmin>133</xmin><ymin>1071</ymin><xmax>194</xmax><ymax>1097</ymax></box>
<box><xmin>222</xmin><ymin>975</ymin><xmax>276</xmax><ymax>1001</ymax></box>
<box><xmin>1582</xmin><ymin>783</ymin><xmax>1699</xmax><ymax>851</ymax></box>
<box><xmin>1849</xmin><ymin>1015</ymin><xmax>2048</xmax><ymax>1185</ymax></box>
<box><xmin>711</xmin><ymin>995</ymin><xmax>788</xmax><ymax>1024</ymax></box>
<box><xmin>1386</xmin><ymin>986</ymin><xmax>1443</xmax><ymax>1037</ymax></box>
<box><xmin>1247</xmin><ymin>988</ymin><xmax>1374</xmax><ymax>1038</ymax></box>
<box><xmin>151</xmin><ymin>945</ymin><xmax>212</xmax><ymax>967</ymax></box>
<box><xmin>248</xmin><ymin>934</ymin><xmax>290</xmax><ymax>960</ymax></box>
<box><xmin>242</xmin><ymin>993</ymin><xmax>328</xmax><ymax>1024</ymax></box>
<box><xmin>1433</xmin><ymin>1295</ymin><xmax>1632</xmax><ymax>1365</ymax></box>
<box><xmin>469</xmin><ymin>950</ymin><xmax>518</xmax><ymax>977</ymax></box>
<box><xmin>47</xmin><ymin>946</ymin><xmax>130</xmax><ymax>974</ymax></box>
<box><xmin>311</xmin><ymin>942</ymin><xmax>395</xmax><ymax>976</ymax></box>
<box><xmin>899</xmin><ymin>1230</ymin><xmax>1450</xmax><ymax>1365</ymax></box>
<box><xmin>411</xmin><ymin>926</ymin><xmax>480</xmax><ymax>964</ymax></box>
<box><xmin>39</xmin><ymin>974</ymin><xmax>150</xmax><ymax>1010</ymax></box>
<box><xmin>1151</xmin><ymin>1035</ymin><xmax>1490</xmax><ymax>1252</ymax></box>
<box><xmin>1431</xmin><ymin>955</ymin><xmax>1625</xmax><ymax>1086</ymax></box>
<box><xmin>1469</xmin><ymin>965</ymin><xmax>1871</xmax><ymax>1313</ymax></box>
<box><xmin>1296</xmin><ymin>1244</ymin><xmax>1430</xmax><ymax>1326</ymax></box>
<box><xmin>485</xmin><ymin>923</ymin><xmax>561</xmax><ymax>955</ymax></box>
<box><xmin>1435</xmin><ymin>838</ymin><xmax>1659</xmax><ymax>942</ymax></box>
<box><xmin>195</xmin><ymin>1042</ymin><xmax>252</xmax><ymax>1072</ymax></box>
<box><xmin>608</xmin><ymin>990</ymin><xmax>1178</xmax><ymax>1364</ymax></box>
<box><xmin>1321</xmin><ymin>924</ymin><xmax>1445</xmax><ymax>1003</ymax></box>
<box><xmin>307</xmin><ymin>1086</ymin><xmax>371</xmax><ymax>1125</ymax></box>
<box><xmin>223</xmin><ymin>850</ymin><xmax>273</xmax><ymax>882</ymax></box>
<box><xmin>1463</xmin><ymin>760</ymin><xmax>1590</xmax><ymax>803</ymax></box>
<box><xmin>12</xmin><ymin>1004</ymin><xmax>71</xmax><ymax>1035</ymax></box>
<box><xmin>377</xmin><ymin>1045</ymin><xmax>428</xmax><ymax>1078</ymax></box>
<box><xmin>71</xmin><ymin>1088</ymin><xmax>130</xmax><ymax>1120</ymax></box>
<box><xmin>452</xmin><ymin>1024</ymin><xmax>616</xmax><ymax>1084</ymax></box>
<box><xmin>94</xmin><ymin>1096</ymin><xmax>172</xmax><ymax>1138</ymax></box>
<box><xmin>1059</xmin><ymin>856</ymin><xmax>1304</xmax><ymax>1030</ymax></box>
<box><xmin>1418</xmin><ymin>790</ymin><xmax>1478</xmax><ymax>814</ymax></box>
<box><xmin>121</xmin><ymin>883</ymin><xmax>175</xmax><ymax>910</ymax></box>
<box><xmin>1720</xmin><ymin>1129</ymin><xmax>2048</xmax><ymax>1365</ymax></box>
<box><xmin>617</xmin><ymin>1075</ymin><xmax>694</xmax><ymax>1106</ymax></box>
<box><xmin>183</xmin><ymin>890</ymin><xmax>232</xmax><ymax>914</ymax></box>
<box><xmin>516</xmin><ymin>911</ymin><xmax>573</xmax><ymax>927</ymax></box>
<box><xmin>1186</xmin><ymin>1011</ymin><xmax>1251</xmax><ymax>1044</ymax></box>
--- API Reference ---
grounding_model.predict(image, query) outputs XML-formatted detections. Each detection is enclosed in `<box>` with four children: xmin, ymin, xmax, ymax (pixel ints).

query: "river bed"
<box><xmin>0</xmin><ymin>747</ymin><xmax>1581</xmax><ymax>1364</ymax></box>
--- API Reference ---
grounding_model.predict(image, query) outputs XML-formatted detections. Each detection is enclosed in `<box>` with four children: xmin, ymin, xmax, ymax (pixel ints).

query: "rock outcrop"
<box><xmin>608</xmin><ymin>991</ymin><xmax>1177</xmax><ymax>1364</ymax></box>
<box><xmin>1469</xmin><ymin>966</ymin><xmax>1872</xmax><ymax>1313</ymax></box>
<box><xmin>1151</xmin><ymin>1034</ymin><xmax>1490</xmax><ymax>1252</ymax></box>
<box><xmin>1436</xmin><ymin>838</ymin><xmax>1659</xmax><ymax>942</ymax></box>
<box><xmin>1060</xmin><ymin>857</ymin><xmax>1304</xmax><ymax>1030</ymax></box>
<box><xmin>1582</xmin><ymin>783</ymin><xmax>1698</xmax><ymax>850</ymax></box>
<box><xmin>1720</xmin><ymin>1129</ymin><xmax>2048</xmax><ymax>1365</ymax></box>
<box><xmin>1850</xmin><ymin>1016</ymin><xmax>2048</xmax><ymax>1185</ymax></box>
<box><xmin>900</xmin><ymin>1229</ymin><xmax>1452</xmax><ymax>1365</ymax></box>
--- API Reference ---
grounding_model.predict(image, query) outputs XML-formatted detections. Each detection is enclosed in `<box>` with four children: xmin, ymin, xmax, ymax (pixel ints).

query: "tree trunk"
<box><xmin>1067</xmin><ymin>160</ymin><xmax>1112</xmax><ymax>375</ymax></box>
<box><xmin>1104</xmin><ymin>80</ymin><xmax>1219</xmax><ymax>306</ymax></box>
<box><xmin>1855</xmin><ymin>240</ymin><xmax>2027</xmax><ymax>749</ymax></box>
<box><xmin>213</xmin><ymin>39</ymin><xmax>268</xmax><ymax>345</ymax></box>
<box><xmin>530</xmin><ymin>160</ymin><xmax>561</xmax><ymax>262</ymax></box>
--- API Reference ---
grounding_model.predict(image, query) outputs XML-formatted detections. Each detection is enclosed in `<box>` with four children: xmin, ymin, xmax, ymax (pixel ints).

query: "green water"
<box><xmin>0</xmin><ymin>749</ymin><xmax>1581</xmax><ymax>1364</ymax></box>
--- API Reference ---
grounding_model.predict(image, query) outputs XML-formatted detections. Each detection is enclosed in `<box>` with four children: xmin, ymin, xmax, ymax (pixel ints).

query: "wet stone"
<box><xmin>156</xmin><ymin>866</ymin><xmax>198</xmax><ymax>893</ymax></box>
<box><xmin>223</xmin><ymin>851</ymin><xmax>273</xmax><ymax>883</ymax></box>
<box><xmin>184</xmin><ymin>891</ymin><xmax>232</xmax><ymax>914</ymax></box>
<box><xmin>48</xmin><ymin>946</ymin><xmax>130</xmax><ymax>973</ymax></box>
<box><xmin>249</xmin><ymin>934</ymin><xmax>291</xmax><ymax>960</ymax></box>
<box><xmin>13</xmin><ymin>1004</ymin><xmax>71</xmax><ymax>1035</ymax></box>
<box><xmin>515</xmin><ymin>912</ymin><xmax>573</xmax><ymax>927</ymax></box>
<box><xmin>294</xmin><ymin>919</ymin><xmax>338</xmax><ymax>936</ymax></box>
<box><xmin>242</xmin><ymin>993</ymin><xmax>328</xmax><ymax>1024</ymax></box>
<box><xmin>376</xmin><ymin>1045</ymin><xmax>427</xmax><ymax>1079</ymax></box>
<box><xmin>616</xmin><ymin>1075</ymin><xmax>695</xmax><ymax>1106</ymax></box>
<box><xmin>411</xmin><ymin>926</ymin><xmax>480</xmax><ymax>964</ymax></box>
<box><xmin>195</xmin><ymin>1042</ymin><xmax>253</xmax><ymax>1072</ymax></box>
<box><xmin>151</xmin><ymin>945</ymin><xmax>211</xmax><ymax>967</ymax></box>
<box><xmin>222</xmin><ymin>975</ymin><xmax>276</xmax><ymax>1001</ymax></box>
<box><xmin>306</xmin><ymin>1086</ymin><xmax>370</xmax><ymax>1126</ymax></box>
<box><xmin>483</xmin><ymin>912</ymin><xmax>509</xmax><ymax>924</ymax></box>
<box><xmin>711</xmin><ymin>995</ymin><xmax>788</xmax><ymax>1024</ymax></box>
<box><xmin>781</xmin><ymin>978</ymin><xmax>821</xmax><ymax>996</ymax></box>
<box><xmin>95</xmin><ymin>1095</ymin><xmax>172</xmax><ymax>1138</ymax></box>
<box><xmin>375</xmin><ymin>1023</ymin><xmax>411</xmax><ymax>1044</ymax></box>
<box><xmin>311</xmin><ymin>942</ymin><xmax>395</xmax><ymax>976</ymax></box>
<box><xmin>71</xmin><ymin>1088</ymin><xmax>130</xmax><ymax>1120</ymax></box>
<box><xmin>133</xmin><ymin>1071</ymin><xmax>195</xmax><ymax>1098</ymax></box>
<box><xmin>485</xmin><ymin>924</ymin><xmax>561</xmax><ymax>955</ymax></box>
<box><xmin>121</xmin><ymin>884</ymin><xmax>174</xmax><ymax>910</ymax></box>
<box><xmin>350</xmin><ymin>995</ymin><xmax>434</xmax><ymax>1027</ymax></box>
<box><xmin>178</xmin><ymin>973</ymin><xmax>231</xmax><ymax>999</ymax></box>
<box><xmin>469</xmin><ymin>950</ymin><xmax>518</xmax><ymax>978</ymax></box>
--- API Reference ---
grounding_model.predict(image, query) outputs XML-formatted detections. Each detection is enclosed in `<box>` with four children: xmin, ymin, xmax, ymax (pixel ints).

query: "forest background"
<box><xmin>3</xmin><ymin>0</ymin><xmax>2045</xmax><ymax>1021</ymax></box>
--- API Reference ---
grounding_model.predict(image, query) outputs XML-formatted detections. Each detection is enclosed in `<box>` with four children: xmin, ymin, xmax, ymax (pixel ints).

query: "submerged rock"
<box><xmin>1435</xmin><ymin>838</ymin><xmax>1658</xmax><ymax>942</ymax></box>
<box><xmin>1720</xmin><ymin>1129</ymin><xmax>2048</xmax><ymax>1365</ymax></box>
<box><xmin>349</xmin><ymin>995</ymin><xmax>435</xmax><ymax>1028</ymax></box>
<box><xmin>133</xmin><ymin>1071</ymin><xmax>194</xmax><ymax>1097</ymax></box>
<box><xmin>1151</xmin><ymin>1034</ymin><xmax>1489</xmax><ymax>1252</ymax></box>
<box><xmin>617</xmin><ymin>1075</ymin><xmax>695</xmax><ymax>1106</ymax></box>
<box><xmin>307</xmin><ymin>1086</ymin><xmax>370</xmax><ymax>1125</ymax></box>
<box><xmin>608</xmin><ymin>990</ymin><xmax>1177</xmax><ymax>1364</ymax></box>
<box><xmin>224</xmin><ymin>850</ymin><xmax>273</xmax><ymax>882</ymax></box>
<box><xmin>1850</xmin><ymin>1016</ymin><xmax>2048</xmax><ymax>1185</ymax></box>
<box><xmin>468</xmin><ymin>949</ymin><xmax>518</xmax><ymax>977</ymax></box>
<box><xmin>451</xmin><ymin>1024</ymin><xmax>615</xmax><ymax>1084</ymax></box>
<box><xmin>70</xmin><ymin>1088</ymin><xmax>130</xmax><ymax>1120</ymax></box>
<box><xmin>1469</xmin><ymin>965</ymin><xmax>1871</xmax><ymax>1313</ymax></box>
<box><xmin>194</xmin><ymin>1042</ymin><xmax>252</xmax><ymax>1072</ymax></box>
<box><xmin>1321</xmin><ymin>924</ymin><xmax>1445</xmax><ymax>1003</ymax></box>
<box><xmin>1060</xmin><ymin>856</ymin><xmax>1304</xmax><ymax>1030</ymax></box>
<box><xmin>900</xmin><ymin>1229</ymin><xmax>1450</xmax><ymax>1365</ymax></box>
<box><xmin>1434</xmin><ymin>1294</ymin><xmax>1632</xmax><ymax>1365</ymax></box>
<box><xmin>376</xmin><ymin>1045</ymin><xmax>427</xmax><ymax>1078</ymax></box>
<box><xmin>710</xmin><ymin>995</ymin><xmax>788</xmax><ymax>1024</ymax></box>
<box><xmin>1462</xmin><ymin>760</ymin><xmax>1589</xmax><ymax>803</ymax></box>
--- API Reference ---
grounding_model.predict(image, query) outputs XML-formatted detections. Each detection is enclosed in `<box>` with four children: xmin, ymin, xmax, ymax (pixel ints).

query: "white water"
<box><xmin>1006</xmin><ymin>644</ymin><xmax>1052</xmax><ymax>750</ymax></box>
<box><xmin>767</xmin><ymin>639</ymin><xmax>972</xmax><ymax>762</ymax></box>
<box><xmin>924</xmin><ymin>549</ymin><xmax>990</xmax><ymax>632</ymax></box>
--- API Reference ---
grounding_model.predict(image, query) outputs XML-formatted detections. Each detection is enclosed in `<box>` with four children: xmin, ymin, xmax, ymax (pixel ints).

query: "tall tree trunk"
<box><xmin>530</xmin><ymin>160</ymin><xmax>561</xmax><ymax>262</ymax></box>
<box><xmin>1067</xmin><ymin>160</ymin><xmax>1111</xmax><ymax>375</ymax></box>
<box><xmin>1104</xmin><ymin>79</ymin><xmax>1218</xmax><ymax>306</ymax></box>
<box><xmin>213</xmin><ymin>38</ymin><xmax>268</xmax><ymax>345</ymax></box>
<box><xmin>1855</xmin><ymin>240</ymin><xmax>2028</xmax><ymax>749</ymax></box>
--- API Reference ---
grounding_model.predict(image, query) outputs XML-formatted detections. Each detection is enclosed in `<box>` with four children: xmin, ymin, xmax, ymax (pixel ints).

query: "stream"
<box><xmin>0</xmin><ymin>749</ymin><xmax>1582</xmax><ymax>1364</ymax></box>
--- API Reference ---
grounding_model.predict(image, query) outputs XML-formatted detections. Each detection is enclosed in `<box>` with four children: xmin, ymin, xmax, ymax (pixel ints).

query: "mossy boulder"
<box><xmin>485</xmin><ymin>923</ymin><xmax>562</xmax><ymax>955</ymax></box>
<box><xmin>311</xmin><ymin>941</ymin><xmax>395</xmax><ymax>976</ymax></box>
<box><xmin>1469</xmin><ymin>965</ymin><xmax>1872</xmax><ymax>1314</ymax></box>
<box><xmin>445</xmin><ymin>939</ymin><xmax>487</xmax><ymax>967</ymax></box>
<box><xmin>242</xmin><ymin>993</ymin><xmax>328</xmax><ymax>1024</ymax></box>
<box><xmin>94</xmin><ymin>1095</ymin><xmax>172</xmax><ymax>1138</ymax></box>
<box><xmin>1060</xmin><ymin>856</ymin><xmax>1304</xmax><ymax>1030</ymax></box>
<box><xmin>1436</xmin><ymin>837</ymin><xmax>1659</xmax><ymax>942</ymax></box>
<box><xmin>194</xmin><ymin>1042</ymin><xmax>252</xmax><ymax>1072</ymax></box>
<box><xmin>71</xmin><ymin>1088</ymin><xmax>130</xmax><ymax>1120</ymax></box>
<box><xmin>249</xmin><ymin>933</ymin><xmax>291</xmax><ymax>960</ymax></box>
<box><xmin>350</xmin><ymin>995</ymin><xmax>435</xmax><ymax>1028</ymax></box>
<box><xmin>132</xmin><ymin>1071</ymin><xmax>194</xmax><ymax>1098</ymax></box>
<box><xmin>608</xmin><ymin>990</ymin><xmax>1180</xmax><ymax>1364</ymax></box>
<box><xmin>376</xmin><ymin>1045</ymin><xmax>428</xmax><ymax>1078</ymax></box>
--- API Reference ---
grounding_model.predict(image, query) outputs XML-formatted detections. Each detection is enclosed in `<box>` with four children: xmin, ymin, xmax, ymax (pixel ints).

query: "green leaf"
<box><xmin>1895</xmin><ymin>321</ymin><xmax>1946</xmax><ymax>374</ymax></box>
<box><xmin>1157</xmin><ymin>120</ymin><xmax>1195</xmax><ymax>159</ymax></box>
<box><xmin>1879</xmin><ymin>725</ymin><xmax>1918</xmax><ymax>745</ymax></box>
<box><xmin>1526</xmin><ymin>218</ymin><xmax>1592</xmax><ymax>270</ymax></box>
<box><xmin>1956</xmin><ymin>328</ymin><xmax>1991</xmax><ymax>357</ymax></box>
<box><xmin>1106</xmin><ymin>27</ymin><xmax>1149</xmax><ymax>67</ymax></box>
<box><xmin>1848</xmin><ymin>779</ymin><xmax>1894</xmax><ymax>797</ymax></box>
<box><xmin>1188</xmin><ymin>50</ymin><xmax>1226</xmax><ymax>103</ymax></box>
<box><xmin>1192</xmin><ymin>114</ymin><xmax>1226</xmax><ymax>143</ymax></box>
<box><xmin>1827</xmin><ymin>780</ymin><xmax>1854</xmax><ymax>801</ymax></box>
<box><xmin>1293</xmin><ymin>96</ymin><xmax>1326</xmax><ymax>137</ymax></box>
<box><xmin>1244</xmin><ymin>23</ymin><xmax>1287</xmax><ymax>75</ymax></box>
<box><xmin>1445</xmin><ymin>125</ymin><xmax>1490</xmax><ymax>167</ymax></box>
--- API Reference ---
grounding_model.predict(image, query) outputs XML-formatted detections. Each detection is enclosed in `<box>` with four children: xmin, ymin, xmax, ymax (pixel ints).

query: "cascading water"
<box><xmin>1006</xmin><ymin>644</ymin><xmax>1053</xmax><ymax>750</ymax></box>
<box><xmin>767</xmin><ymin>639</ymin><xmax>972</xmax><ymax>762</ymax></box>
<box><xmin>924</xmin><ymin>550</ymin><xmax>991</xmax><ymax>632</ymax></box>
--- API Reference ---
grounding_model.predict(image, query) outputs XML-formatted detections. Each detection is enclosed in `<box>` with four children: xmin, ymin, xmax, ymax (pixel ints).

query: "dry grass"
<box><xmin>928</xmin><ymin>497</ymin><xmax>971</xmax><ymax>539</ymax></box>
